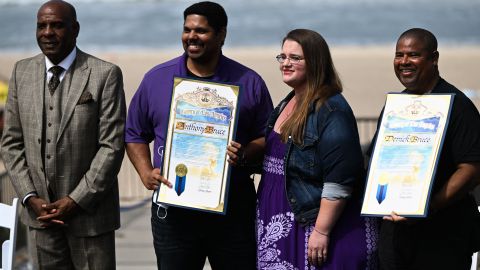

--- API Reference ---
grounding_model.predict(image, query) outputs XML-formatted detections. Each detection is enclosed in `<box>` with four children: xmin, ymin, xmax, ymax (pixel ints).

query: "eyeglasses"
<box><xmin>275</xmin><ymin>54</ymin><xmax>304</xmax><ymax>64</ymax></box>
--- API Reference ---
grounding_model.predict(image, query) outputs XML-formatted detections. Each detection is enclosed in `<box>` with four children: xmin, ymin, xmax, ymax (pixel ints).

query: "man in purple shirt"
<box><xmin>125</xmin><ymin>2</ymin><xmax>273</xmax><ymax>269</ymax></box>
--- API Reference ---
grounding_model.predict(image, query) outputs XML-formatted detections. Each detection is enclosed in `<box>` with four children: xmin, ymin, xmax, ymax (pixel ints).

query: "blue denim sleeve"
<box><xmin>319</xmin><ymin>109</ymin><xmax>363</xmax><ymax>199</ymax></box>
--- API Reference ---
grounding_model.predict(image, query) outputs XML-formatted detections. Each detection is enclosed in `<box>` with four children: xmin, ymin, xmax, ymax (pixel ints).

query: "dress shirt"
<box><xmin>45</xmin><ymin>47</ymin><xmax>77</xmax><ymax>83</ymax></box>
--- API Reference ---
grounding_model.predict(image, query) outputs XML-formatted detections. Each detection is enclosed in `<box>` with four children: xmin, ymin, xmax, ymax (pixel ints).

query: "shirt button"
<box><xmin>49</xmin><ymin>106</ymin><xmax>53</xmax><ymax>110</ymax></box>
<box><xmin>47</xmin><ymin>139</ymin><xmax>51</xmax><ymax>143</ymax></box>
<box><xmin>48</xmin><ymin>123</ymin><xmax>52</xmax><ymax>127</ymax></box>
<box><xmin>301</xmin><ymin>218</ymin><xmax>306</xmax><ymax>222</ymax></box>
<box><xmin>37</xmin><ymin>138</ymin><xmax>41</xmax><ymax>144</ymax></box>
<box><xmin>46</xmin><ymin>155</ymin><xmax>51</xmax><ymax>159</ymax></box>
<box><xmin>290</xmin><ymin>198</ymin><xmax>296</xmax><ymax>203</ymax></box>
<box><xmin>40</xmin><ymin>167</ymin><xmax>44</xmax><ymax>172</ymax></box>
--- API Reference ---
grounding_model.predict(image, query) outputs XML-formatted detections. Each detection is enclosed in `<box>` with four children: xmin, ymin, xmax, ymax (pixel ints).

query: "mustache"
<box><xmin>186</xmin><ymin>40</ymin><xmax>203</xmax><ymax>46</ymax></box>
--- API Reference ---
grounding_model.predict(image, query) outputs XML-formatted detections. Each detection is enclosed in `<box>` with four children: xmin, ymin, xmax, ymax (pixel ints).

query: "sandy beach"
<box><xmin>1</xmin><ymin>45</ymin><xmax>479</xmax><ymax>119</ymax></box>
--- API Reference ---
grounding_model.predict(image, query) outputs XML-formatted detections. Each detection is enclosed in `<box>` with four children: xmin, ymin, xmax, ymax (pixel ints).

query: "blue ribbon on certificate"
<box><xmin>174</xmin><ymin>164</ymin><xmax>188</xmax><ymax>196</ymax></box>
<box><xmin>376</xmin><ymin>184</ymin><xmax>388</xmax><ymax>204</ymax></box>
<box><xmin>175</xmin><ymin>176</ymin><xmax>186</xmax><ymax>196</ymax></box>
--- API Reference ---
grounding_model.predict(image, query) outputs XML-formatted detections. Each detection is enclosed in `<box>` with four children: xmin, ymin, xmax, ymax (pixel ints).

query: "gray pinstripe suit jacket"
<box><xmin>0</xmin><ymin>49</ymin><xmax>126</xmax><ymax>237</ymax></box>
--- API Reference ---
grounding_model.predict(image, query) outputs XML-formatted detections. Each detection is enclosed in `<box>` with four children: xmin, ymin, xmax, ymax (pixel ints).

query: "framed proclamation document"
<box><xmin>361</xmin><ymin>93</ymin><xmax>454</xmax><ymax>217</ymax></box>
<box><xmin>157</xmin><ymin>77</ymin><xmax>240</xmax><ymax>214</ymax></box>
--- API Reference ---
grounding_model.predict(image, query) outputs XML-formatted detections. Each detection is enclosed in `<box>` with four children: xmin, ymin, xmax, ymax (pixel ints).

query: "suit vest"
<box><xmin>42</xmin><ymin>64</ymin><xmax>74</xmax><ymax>201</ymax></box>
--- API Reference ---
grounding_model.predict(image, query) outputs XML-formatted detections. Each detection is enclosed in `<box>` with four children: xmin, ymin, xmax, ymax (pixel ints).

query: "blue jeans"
<box><xmin>151</xmin><ymin>202</ymin><xmax>256</xmax><ymax>270</ymax></box>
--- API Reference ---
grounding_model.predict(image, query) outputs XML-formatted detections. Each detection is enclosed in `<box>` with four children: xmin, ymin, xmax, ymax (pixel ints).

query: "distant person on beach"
<box><xmin>369</xmin><ymin>28</ymin><xmax>480</xmax><ymax>270</ymax></box>
<box><xmin>252</xmin><ymin>28</ymin><xmax>378</xmax><ymax>269</ymax></box>
<box><xmin>125</xmin><ymin>1</ymin><xmax>273</xmax><ymax>269</ymax></box>
<box><xmin>0</xmin><ymin>0</ymin><xmax>125</xmax><ymax>268</ymax></box>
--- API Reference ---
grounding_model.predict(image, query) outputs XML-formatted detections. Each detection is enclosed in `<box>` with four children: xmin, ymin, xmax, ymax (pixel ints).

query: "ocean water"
<box><xmin>0</xmin><ymin>0</ymin><xmax>479</xmax><ymax>52</ymax></box>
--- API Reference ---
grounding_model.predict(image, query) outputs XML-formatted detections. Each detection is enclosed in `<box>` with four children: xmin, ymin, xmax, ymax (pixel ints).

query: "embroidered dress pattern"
<box><xmin>257</xmin><ymin>135</ymin><xmax>318</xmax><ymax>270</ymax></box>
<box><xmin>263</xmin><ymin>155</ymin><xmax>284</xmax><ymax>175</ymax></box>
<box><xmin>304</xmin><ymin>226</ymin><xmax>317</xmax><ymax>270</ymax></box>
<box><xmin>256</xmin><ymin>131</ymin><xmax>378</xmax><ymax>270</ymax></box>
<box><xmin>257</xmin><ymin>208</ymin><xmax>298</xmax><ymax>270</ymax></box>
<box><xmin>365</xmin><ymin>217</ymin><xmax>380</xmax><ymax>270</ymax></box>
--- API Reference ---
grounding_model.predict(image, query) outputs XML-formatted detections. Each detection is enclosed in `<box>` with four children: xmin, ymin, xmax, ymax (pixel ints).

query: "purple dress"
<box><xmin>257</xmin><ymin>131</ymin><xmax>378</xmax><ymax>270</ymax></box>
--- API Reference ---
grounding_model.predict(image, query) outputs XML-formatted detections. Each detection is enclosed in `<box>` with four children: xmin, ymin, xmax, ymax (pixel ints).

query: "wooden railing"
<box><xmin>356</xmin><ymin>117</ymin><xmax>378</xmax><ymax>151</ymax></box>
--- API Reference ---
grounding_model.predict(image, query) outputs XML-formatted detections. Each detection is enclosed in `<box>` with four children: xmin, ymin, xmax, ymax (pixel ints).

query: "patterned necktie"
<box><xmin>48</xmin><ymin>66</ymin><xmax>64</xmax><ymax>95</ymax></box>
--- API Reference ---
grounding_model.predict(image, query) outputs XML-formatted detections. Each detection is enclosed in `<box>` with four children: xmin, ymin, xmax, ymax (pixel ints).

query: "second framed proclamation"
<box><xmin>361</xmin><ymin>93</ymin><xmax>453</xmax><ymax>217</ymax></box>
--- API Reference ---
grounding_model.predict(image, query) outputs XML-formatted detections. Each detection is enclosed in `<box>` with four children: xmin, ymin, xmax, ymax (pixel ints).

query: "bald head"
<box><xmin>397</xmin><ymin>28</ymin><xmax>438</xmax><ymax>55</ymax></box>
<box><xmin>38</xmin><ymin>0</ymin><xmax>77</xmax><ymax>21</ymax></box>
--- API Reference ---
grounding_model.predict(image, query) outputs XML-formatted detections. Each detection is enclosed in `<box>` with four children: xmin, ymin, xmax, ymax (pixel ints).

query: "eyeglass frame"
<box><xmin>275</xmin><ymin>54</ymin><xmax>304</xmax><ymax>64</ymax></box>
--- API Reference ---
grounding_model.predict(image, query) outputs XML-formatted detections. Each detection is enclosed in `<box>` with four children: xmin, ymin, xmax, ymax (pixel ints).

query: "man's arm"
<box><xmin>430</xmin><ymin>162</ymin><xmax>480</xmax><ymax>212</ymax></box>
<box><xmin>125</xmin><ymin>143</ymin><xmax>172</xmax><ymax>190</ymax></box>
<box><xmin>50</xmin><ymin>65</ymin><xmax>126</xmax><ymax>217</ymax></box>
<box><xmin>384</xmin><ymin>162</ymin><xmax>480</xmax><ymax>222</ymax></box>
<box><xmin>40</xmin><ymin>64</ymin><xmax>127</xmax><ymax>223</ymax></box>
<box><xmin>0</xmin><ymin>63</ymin><xmax>62</xmax><ymax>225</ymax></box>
<box><xmin>227</xmin><ymin>76</ymin><xmax>272</xmax><ymax>169</ymax></box>
<box><xmin>0</xmin><ymin>63</ymin><xmax>37</xmax><ymax>203</ymax></box>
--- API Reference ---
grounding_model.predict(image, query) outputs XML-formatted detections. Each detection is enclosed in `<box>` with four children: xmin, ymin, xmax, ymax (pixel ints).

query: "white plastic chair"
<box><xmin>0</xmin><ymin>198</ymin><xmax>19</xmax><ymax>270</ymax></box>
<box><xmin>472</xmin><ymin>252</ymin><xmax>478</xmax><ymax>270</ymax></box>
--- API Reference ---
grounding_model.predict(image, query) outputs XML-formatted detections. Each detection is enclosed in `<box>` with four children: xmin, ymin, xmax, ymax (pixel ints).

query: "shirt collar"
<box><xmin>45</xmin><ymin>47</ymin><xmax>77</xmax><ymax>72</ymax></box>
<box><xmin>180</xmin><ymin>52</ymin><xmax>225</xmax><ymax>81</ymax></box>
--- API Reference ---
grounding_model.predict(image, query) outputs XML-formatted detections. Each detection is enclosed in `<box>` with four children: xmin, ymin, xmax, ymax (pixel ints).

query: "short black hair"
<box><xmin>398</xmin><ymin>28</ymin><xmax>438</xmax><ymax>53</ymax></box>
<box><xmin>183</xmin><ymin>1</ymin><xmax>227</xmax><ymax>33</ymax></box>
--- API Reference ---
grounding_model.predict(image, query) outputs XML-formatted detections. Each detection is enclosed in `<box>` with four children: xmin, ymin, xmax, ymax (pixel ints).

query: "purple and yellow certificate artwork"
<box><xmin>361</xmin><ymin>93</ymin><xmax>453</xmax><ymax>217</ymax></box>
<box><xmin>158</xmin><ymin>77</ymin><xmax>240</xmax><ymax>214</ymax></box>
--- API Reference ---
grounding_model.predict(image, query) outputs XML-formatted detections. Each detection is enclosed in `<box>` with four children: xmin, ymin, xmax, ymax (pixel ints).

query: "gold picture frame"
<box><xmin>361</xmin><ymin>93</ymin><xmax>453</xmax><ymax>217</ymax></box>
<box><xmin>156</xmin><ymin>77</ymin><xmax>240</xmax><ymax>214</ymax></box>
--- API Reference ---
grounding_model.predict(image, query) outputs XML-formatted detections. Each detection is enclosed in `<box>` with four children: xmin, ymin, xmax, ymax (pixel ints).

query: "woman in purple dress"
<box><xmin>255</xmin><ymin>29</ymin><xmax>378</xmax><ymax>269</ymax></box>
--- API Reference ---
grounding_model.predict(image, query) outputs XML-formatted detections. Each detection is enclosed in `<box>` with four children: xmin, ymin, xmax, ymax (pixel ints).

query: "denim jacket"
<box><xmin>265</xmin><ymin>91</ymin><xmax>364</xmax><ymax>225</ymax></box>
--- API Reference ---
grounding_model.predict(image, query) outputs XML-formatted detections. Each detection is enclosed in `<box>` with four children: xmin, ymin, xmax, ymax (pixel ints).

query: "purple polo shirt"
<box><xmin>125</xmin><ymin>53</ymin><xmax>273</xmax><ymax>204</ymax></box>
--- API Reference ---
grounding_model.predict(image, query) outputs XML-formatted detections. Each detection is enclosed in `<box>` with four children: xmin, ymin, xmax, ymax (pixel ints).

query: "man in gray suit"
<box><xmin>0</xmin><ymin>0</ymin><xmax>126</xmax><ymax>269</ymax></box>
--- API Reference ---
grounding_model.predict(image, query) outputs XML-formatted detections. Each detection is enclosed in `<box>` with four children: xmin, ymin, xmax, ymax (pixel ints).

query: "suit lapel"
<box><xmin>57</xmin><ymin>50</ymin><xmax>90</xmax><ymax>142</ymax></box>
<box><xmin>33</xmin><ymin>55</ymin><xmax>46</xmax><ymax>139</ymax></box>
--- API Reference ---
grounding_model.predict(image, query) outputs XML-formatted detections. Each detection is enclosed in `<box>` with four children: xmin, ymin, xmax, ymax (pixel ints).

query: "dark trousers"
<box><xmin>150</xmin><ymin>203</ymin><xmax>256</xmax><ymax>270</ymax></box>
<box><xmin>379</xmin><ymin>198</ymin><xmax>479</xmax><ymax>270</ymax></box>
